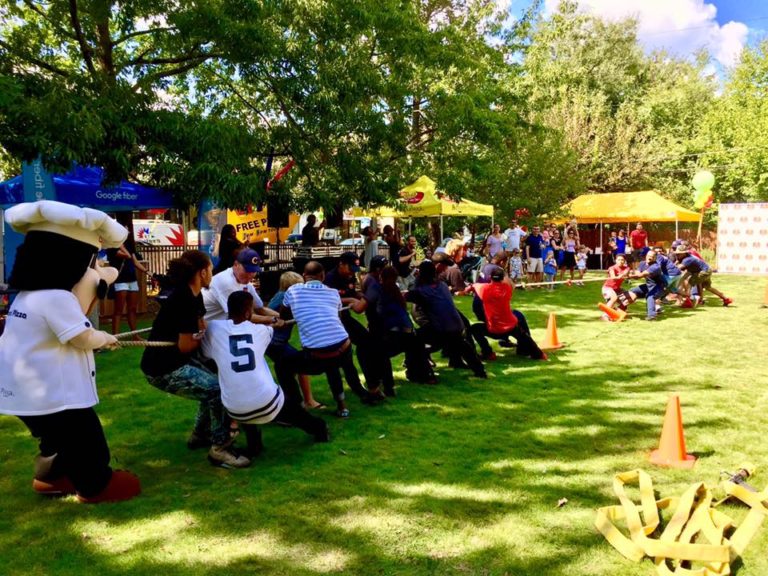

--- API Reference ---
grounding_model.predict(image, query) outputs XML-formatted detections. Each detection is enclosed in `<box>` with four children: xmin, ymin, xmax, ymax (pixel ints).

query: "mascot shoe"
<box><xmin>77</xmin><ymin>470</ymin><xmax>141</xmax><ymax>504</ymax></box>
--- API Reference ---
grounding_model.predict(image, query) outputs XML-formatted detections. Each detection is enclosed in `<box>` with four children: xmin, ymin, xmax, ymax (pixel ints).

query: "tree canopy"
<box><xmin>1</xmin><ymin>0</ymin><xmax>766</xmax><ymax>217</ymax></box>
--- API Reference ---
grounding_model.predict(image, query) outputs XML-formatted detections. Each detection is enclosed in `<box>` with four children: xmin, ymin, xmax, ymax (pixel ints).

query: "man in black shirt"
<box><xmin>323</xmin><ymin>252</ymin><xmax>385</xmax><ymax>404</ymax></box>
<box><xmin>301</xmin><ymin>214</ymin><xmax>325</xmax><ymax>247</ymax></box>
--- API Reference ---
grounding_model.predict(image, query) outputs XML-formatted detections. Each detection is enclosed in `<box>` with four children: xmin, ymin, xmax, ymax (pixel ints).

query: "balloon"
<box><xmin>692</xmin><ymin>170</ymin><xmax>715</xmax><ymax>193</ymax></box>
<box><xmin>693</xmin><ymin>189</ymin><xmax>713</xmax><ymax>210</ymax></box>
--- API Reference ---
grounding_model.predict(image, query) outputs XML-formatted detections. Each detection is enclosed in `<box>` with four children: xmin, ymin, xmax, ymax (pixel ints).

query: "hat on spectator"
<box><xmin>369</xmin><ymin>255</ymin><xmax>388</xmax><ymax>272</ymax></box>
<box><xmin>490</xmin><ymin>266</ymin><xmax>505</xmax><ymax>281</ymax></box>
<box><xmin>236</xmin><ymin>248</ymin><xmax>263</xmax><ymax>273</ymax></box>
<box><xmin>339</xmin><ymin>251</ymin><xmax>360</xmax><ymax>272</ymax></box>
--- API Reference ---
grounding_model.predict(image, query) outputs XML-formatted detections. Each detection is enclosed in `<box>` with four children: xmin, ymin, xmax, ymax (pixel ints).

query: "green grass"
<box><xmin>1</xmin><ymin>273</ymin><xmax>767</xmax><ymax>575</ymax></box>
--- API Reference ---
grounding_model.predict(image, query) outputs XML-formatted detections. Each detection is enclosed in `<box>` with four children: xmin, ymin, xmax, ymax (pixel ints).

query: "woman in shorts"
<box><xmin>107</xmin><ymin>233</ymin><xmax>148</xmax><ymax>336</ymax></box>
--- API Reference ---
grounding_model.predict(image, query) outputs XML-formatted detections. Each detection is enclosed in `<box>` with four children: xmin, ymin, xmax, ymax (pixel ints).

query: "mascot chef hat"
<box><xmin>5</xmin><ymin>200</ymin><xmax>127</xmax><ymax>248</ymax></box>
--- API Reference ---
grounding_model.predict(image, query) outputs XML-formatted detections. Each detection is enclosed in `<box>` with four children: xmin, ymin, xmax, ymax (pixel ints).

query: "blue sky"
<box><xmin>508</xmin><ymin>0</ymin><xmax>767</xmax><ymax>67</ymax></box>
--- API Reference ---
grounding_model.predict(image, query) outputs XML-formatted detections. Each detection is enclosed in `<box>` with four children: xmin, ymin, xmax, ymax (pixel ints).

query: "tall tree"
<box><xmin>695</xmin><ymin>41</ymin><xmax>768</xmax><ymax>203</ymax></box>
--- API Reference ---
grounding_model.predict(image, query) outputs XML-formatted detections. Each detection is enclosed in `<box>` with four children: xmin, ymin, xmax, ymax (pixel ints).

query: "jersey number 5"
<box><xmin>229</xmin><ymin>334</ymin><xmax>255</xmax><ymax>372</ymax></box>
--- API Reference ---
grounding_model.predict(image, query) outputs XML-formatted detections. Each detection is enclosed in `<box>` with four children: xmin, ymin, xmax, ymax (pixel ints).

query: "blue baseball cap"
<box><xmin>236</xmin><ymin>248</ymin><xmax>263</xmax><ymax>273</ymax></box>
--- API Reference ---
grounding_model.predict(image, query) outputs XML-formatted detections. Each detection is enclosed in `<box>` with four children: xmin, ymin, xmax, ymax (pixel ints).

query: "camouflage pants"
<box><xmin>145</xmin><ymin>359</ymin><xmax>230</xmax><ymax>446</ymax></box>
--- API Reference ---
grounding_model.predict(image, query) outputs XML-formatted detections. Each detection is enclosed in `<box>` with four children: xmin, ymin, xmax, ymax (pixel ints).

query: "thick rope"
<box><xmin>114</xmin><ymin>327</ymin><xmax>152</xmax><ymax>339</ymax></box>
<box><xmin>113</xmin><ymin>340</ymin><xmax>175</xmax><ymax>347</ymax></box>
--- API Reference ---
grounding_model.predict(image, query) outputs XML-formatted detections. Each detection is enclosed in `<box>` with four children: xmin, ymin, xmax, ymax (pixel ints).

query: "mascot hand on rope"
<box><xmin>0</xmin><ymin>200</ymin><xmax>141</xmax><ymax>503</ymax></box>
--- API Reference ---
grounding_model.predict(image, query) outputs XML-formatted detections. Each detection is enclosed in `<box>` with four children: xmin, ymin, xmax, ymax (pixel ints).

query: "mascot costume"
<box><xmin>0</xmin><ymin>201</ymin><xmax>141</xmax><ymax>503</ymax></box>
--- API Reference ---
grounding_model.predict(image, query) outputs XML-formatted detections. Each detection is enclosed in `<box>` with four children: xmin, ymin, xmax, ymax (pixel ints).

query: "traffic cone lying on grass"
<box><xmin>598</xmin><ymin>302</ymin><xmax>626</xmax><ymax>322</ymax></box>
<box><xmin>649</xmin><ymin>395</ymin><xmax>696</xmax><ymax>469</ymax></box>
<box><xmin>539</xmin><ymin>313</ymin><xmax>564</xmax><ymax>351</ymax></box>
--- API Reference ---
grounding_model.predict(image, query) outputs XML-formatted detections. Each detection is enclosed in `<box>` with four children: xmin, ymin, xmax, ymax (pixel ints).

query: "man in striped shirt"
<box><xmin>275</xmin><ymin>261</ymin><xmax>364</xmax><ymax>418</ymax></box>
<box><xmin>202</xmin><ymin>291</ymin><xmax>328</xmax><ymax>459</ymax></box>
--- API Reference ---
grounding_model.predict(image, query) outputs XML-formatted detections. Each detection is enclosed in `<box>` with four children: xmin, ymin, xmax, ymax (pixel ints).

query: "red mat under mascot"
<box><xmin>0</xmin><ymin>201</ymin><xmax>140</xmax><ymax>503</ymax></box>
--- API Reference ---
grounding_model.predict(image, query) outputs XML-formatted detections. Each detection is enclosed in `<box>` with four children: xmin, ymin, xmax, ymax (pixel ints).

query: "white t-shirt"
<box><xmin>503</xmin><ymin>227</ymin><xmax>525</xmax><ymax>251</ymax></box>
<box><xmin>201</xmin><ymin>320</ymin><xmax>284</xmax><ymax>424</ymax></box>
<box><xmin>203</xmin><ymin>267</ymin><xmax>264</xmax><ymax>322</ymax></box>
<box><xmin>0</xmin><ymin>290</ymin><xmax>97</xmax><ymax>416</ymax></box>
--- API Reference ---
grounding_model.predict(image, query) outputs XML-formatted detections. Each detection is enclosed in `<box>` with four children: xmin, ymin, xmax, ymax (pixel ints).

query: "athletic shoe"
<box><xmin>472</xmin><ymin>369</ymin><xmax>488</xmax><ymax>379</ymax></box>
<box><xmin>481</xmin><ymin>351</ymin><xmax>497</xmax><ymax>361</ymax></box>
<box><xmin>207</xmin><ymin>445</ymin><xmax>251</xmax><ymax>469</ymax></box>
<box><xmin>723</xmin><ymin>297</ymin><xmax>733</xmax><ymax>307</ymax></box>
<box><xmin>187</xmin><ymin>430</ymin><xmax>212</xmax><ymax>450</ymax></box>
<box><xmin>314</xmin><ymin>423</ymin><xmax>331</xmax><ymax>443</ymax></box>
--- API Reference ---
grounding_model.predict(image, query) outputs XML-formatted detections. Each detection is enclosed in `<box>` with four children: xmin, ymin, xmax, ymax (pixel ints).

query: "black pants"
<box><xmin>375</xmin><ymin>330</ymin><xmax>434</xmax><ymax>387</ymax></box>
<box><xmin>239</xmin><ymin>396</ymin><xmax>328</xmax><ymax>456</ymax></box>
<box><xmin>472</xmin><ymin>295</ymin><xmax>531</xmax><ymax>337</ymax></box>
<box><xmin>470</xmin><ymin>322</ymin><xmax>545</xmax><ymax>360</ymax></box>
<box><xmin>417</xmin><ymin>325</ymin><xmax>485</xmax><ymax>376</ymax></box>
<box><xmin>19</xmin><ymin>408</ymin><xmax>113</xmax><ymax>498</ymax></box>
<box><xmin>275</xmin><ymin>340</ymin><xmax>364</xmax><ymax>402</ymax></box>
<box><xmin>341</xmin><ymin>313</ymin><xmax>384</xmax><ymax>391</ymax></box>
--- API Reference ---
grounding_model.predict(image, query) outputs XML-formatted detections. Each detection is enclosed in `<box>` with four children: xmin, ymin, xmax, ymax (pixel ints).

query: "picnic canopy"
<box><xmin>0</xmin><ymin>164</ymin><xmax>173</xmax><ymax>210</ymax></box>
<box><xmin>556</xmin><ymin>191</ymin><xmax>700</xmax><ymax>224</ymax></box>
<box><xmin>353</xmin><ymin>176</ymin><xmax>493</xmax><ymax>237</ymax></box>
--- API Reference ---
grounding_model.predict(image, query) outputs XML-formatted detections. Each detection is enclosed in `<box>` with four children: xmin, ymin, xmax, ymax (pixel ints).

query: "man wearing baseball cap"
<box><xmin>202</xmin><ymin>248</ymin><xmax>283</xmax><ymax>327</ymax></box>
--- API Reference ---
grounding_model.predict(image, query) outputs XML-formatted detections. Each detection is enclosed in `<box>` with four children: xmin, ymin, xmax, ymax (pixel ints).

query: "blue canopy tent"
<box><xmin>0</xmin><ymin>164</ymin><xmax>173</xmax><ymax>210</ymax></box>
<box><xmin>1</xmin><ymin>164</ymin><xmax>175</xmax><ymax>280</ymax></box>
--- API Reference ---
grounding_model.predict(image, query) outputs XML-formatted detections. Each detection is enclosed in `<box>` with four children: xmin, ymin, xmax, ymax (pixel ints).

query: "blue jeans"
<box><xmin>145</xmin><ymin>359</ymin><xmax>230</xmax><ymax>446</ymax></box>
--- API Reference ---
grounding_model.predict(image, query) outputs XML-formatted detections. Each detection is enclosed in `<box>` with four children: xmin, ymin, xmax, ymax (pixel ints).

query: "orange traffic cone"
<box><xmin>539</xmin><ymin>313</ymin><xmax>564</xmax><ymax>350</ymax></box>
<box><xmin>598</xmin><ymin>302</ymin><xmax>626</xmax><ymax>322</ymax></box>
<box><xmin>649</xmin><ymin>395</ymin><xmax>696</xmax><ymax>469</ymax></box>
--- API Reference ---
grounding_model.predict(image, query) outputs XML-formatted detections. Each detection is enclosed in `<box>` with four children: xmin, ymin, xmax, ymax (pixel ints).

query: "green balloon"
<box><xmin>692</xmin><ymin>170</ymin><xmax>715</xmax><ymax>193</ymax></box>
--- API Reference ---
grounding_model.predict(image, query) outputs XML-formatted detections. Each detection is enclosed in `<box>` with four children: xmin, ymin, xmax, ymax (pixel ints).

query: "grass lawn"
<box><xmin>1</xmin><ymin>273</ymin><xmax>767</xmax><ymax>575</ymax></box>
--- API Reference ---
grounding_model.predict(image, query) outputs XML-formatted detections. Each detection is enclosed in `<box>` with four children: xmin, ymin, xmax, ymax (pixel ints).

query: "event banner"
<box><xmin>717</xmin><ymin>202</ymin><xmax>768</xmax><ymax>275</ymax></box>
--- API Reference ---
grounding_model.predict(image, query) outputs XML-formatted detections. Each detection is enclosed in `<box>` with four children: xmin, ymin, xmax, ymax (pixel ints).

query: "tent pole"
<box><xmin>675</xmin><ymin>218</ymin><xmax>679</xmax><ymax>240</ymax></box>
<box><xmin>440</xmin><ymin>215</ymin><xmax>444</xmax><ymax>242</ymax></box>
<box><xmin>599</xmin><ymin>221</ymin><xmax>603</xmax><ymax>270</ymax></box>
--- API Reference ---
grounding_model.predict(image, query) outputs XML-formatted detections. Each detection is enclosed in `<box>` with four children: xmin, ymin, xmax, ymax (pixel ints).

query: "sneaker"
<box><xmin>187</xmin><ymin>430</ymin><xmax>212</xmax><ymax>450</ymax></box>
<box><xmin>207</xmin><ymin>445</ymin><xmax>251</xmax><ymax>469</ymax></box>
<box><xmin>722</xmin><ymin>297</ymin><xmax>733</xmax><ymax>307</ymax></box>
<box><xmin>481</xmin><ymin>351</ymin><xmax>497</xmax><ymax>361</ymax></box>
<box><xmin>472</xmin><ymin>369</ymin><xmax>488</xmax><ymax>379</ymax></box>
<box><xmin>314</xmin><ymin>423</ymin><xmax>331</xmax><ymax>443</ymax></box>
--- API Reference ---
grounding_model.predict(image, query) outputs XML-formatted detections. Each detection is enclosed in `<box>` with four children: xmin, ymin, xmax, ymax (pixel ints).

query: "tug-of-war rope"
<box><xmin>111</xmin><ymin>307</ymin><xmax>351</xmax><ymax>348</ymax></box>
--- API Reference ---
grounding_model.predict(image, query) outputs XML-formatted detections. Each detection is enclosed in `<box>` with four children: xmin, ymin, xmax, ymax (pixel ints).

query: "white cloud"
<box><xmin>542</xmin><ymin>0</ymin><xmax>748</xmax><ymax>67</ymax></box>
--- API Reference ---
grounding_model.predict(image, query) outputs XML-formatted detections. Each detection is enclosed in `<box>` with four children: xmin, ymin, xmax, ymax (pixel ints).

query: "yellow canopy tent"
<box><xmin>352</xmin><ymin>175</ymin><xmax>494</xmax><ymax>237</ymax></box>
<box><xmin>554</xmin><ymin>191</ymin><xmax>700</xmax><ymax>266</ymax></box>
<box><xmin>556</xmin><ymin>191</ymin><xmax>699</xmax><ymax>224</ymax></box>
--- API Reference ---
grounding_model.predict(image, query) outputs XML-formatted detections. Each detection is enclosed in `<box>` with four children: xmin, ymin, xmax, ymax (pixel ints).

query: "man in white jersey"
<box><xmin>202</xmin><ymin>291</ymin><xmax>328</xmax><ymax>458</ymax></box>
<box><xmin>275</xmin><ymin>261</ymin><xmax>362</xmax><ymax>418</ymax></box>
<box><xmin>203</xmin><ymin>248</ymin><xmax>283</xmax><ymax>326</ymax></box>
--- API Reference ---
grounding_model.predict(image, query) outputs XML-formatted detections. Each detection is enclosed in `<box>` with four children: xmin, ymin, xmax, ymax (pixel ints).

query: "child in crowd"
<box><xmin>509</xmin><ymin>248</ymin><xmax>524</xmax><ymax>284</ymax></box>
<box><xmin>202</xmin><ymin>291</ymin><xmax>329</xmax><ymax>462</ymax></box>
<box><xmin>575</xmin><ymin>245</ymin><xmax>591</xmax><ymax>285</ymax></box>
<box><xmin>543</xmin><ymin>251</ymin><xmax>558</xmax><ymax>290</ymax></box>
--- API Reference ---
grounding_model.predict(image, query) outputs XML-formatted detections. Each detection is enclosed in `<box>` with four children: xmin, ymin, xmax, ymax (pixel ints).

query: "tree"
<box><xmin>695</xmin><ymin>41</ymin><xmax>768</xmax><ymax>203</ymax></box>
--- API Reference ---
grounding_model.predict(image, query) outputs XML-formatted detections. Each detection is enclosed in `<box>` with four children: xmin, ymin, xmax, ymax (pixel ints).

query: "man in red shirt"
<box><xmin>468</xmin><ymin>268</ymin><xmax>546</xmax><ymax>360</ymax></box>
<box><xmin>629</xmin><ymin>223</ymin><xmax>649</xmax><ymax>269</ymax></box>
